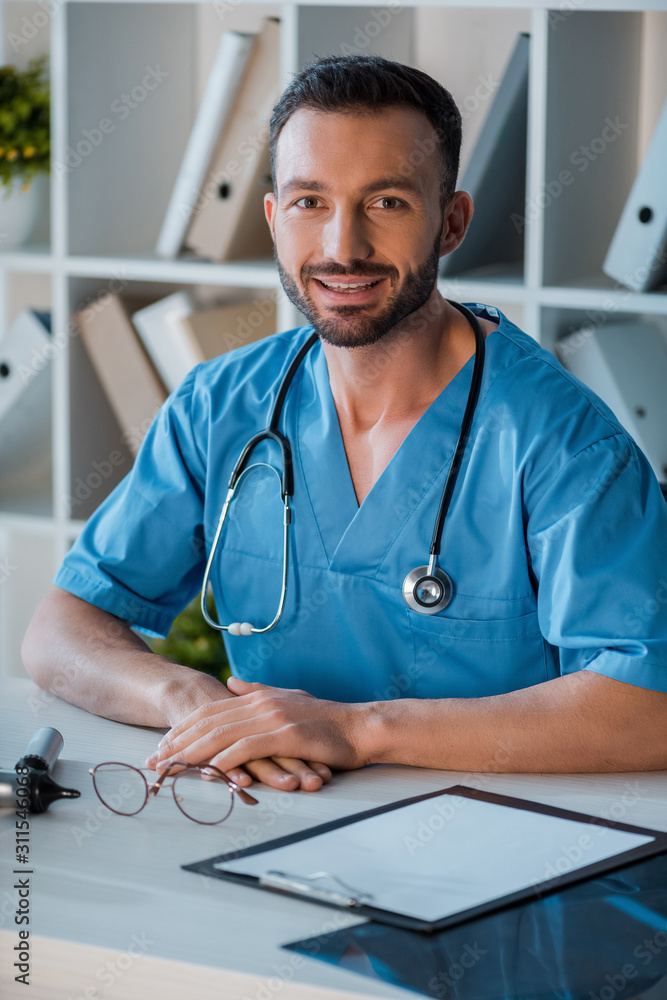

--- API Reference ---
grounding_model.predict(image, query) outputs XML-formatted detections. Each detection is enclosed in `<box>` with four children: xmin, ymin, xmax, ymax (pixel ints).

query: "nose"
<box><xmin>321</xmin><ymin>205</ymin><xmax>372</xmax><ymax>265</ymax></box>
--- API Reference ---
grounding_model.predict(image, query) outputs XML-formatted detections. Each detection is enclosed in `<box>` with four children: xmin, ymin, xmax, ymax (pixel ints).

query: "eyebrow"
<box><xmin>279</xmin><ymin>176</ymin><xmax>421</xmax><ymax>199</ymax></box>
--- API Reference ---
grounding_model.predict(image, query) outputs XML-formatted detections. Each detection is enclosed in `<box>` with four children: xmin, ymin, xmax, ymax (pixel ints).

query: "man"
<box><xmin>23</xmin><ymin>55</ymin><xmax>667</xmax><ymax>791</ymax></box>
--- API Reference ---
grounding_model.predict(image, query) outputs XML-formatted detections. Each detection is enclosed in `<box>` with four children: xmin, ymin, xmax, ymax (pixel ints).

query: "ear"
<box><xmin>438</xmin><ymin>190</ymin><xmax>474</xmax><ymax>260</ymax></box>
<box><xmin>264</xmin><ymin>191</ymin><xmax>277</xmax><ymax>242</ymax></box>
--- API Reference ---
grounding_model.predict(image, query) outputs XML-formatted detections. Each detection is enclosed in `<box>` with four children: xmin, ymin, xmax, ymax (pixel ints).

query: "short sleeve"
<box><xmin>54</xmin><ymin>367</ymin><xmax>207</xmax><ymax>637</ymax></box>
<box><xmin>526</xmin><ymin>432</ymin><xmax>667</xmax><ymax>692</ymax></box>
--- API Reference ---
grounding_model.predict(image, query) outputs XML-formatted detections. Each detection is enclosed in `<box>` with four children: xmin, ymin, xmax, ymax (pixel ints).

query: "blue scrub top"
<box><xmin>55</xmin><ymin>304</ymin><xmax>667</xmax><ymax>702</ymax></box>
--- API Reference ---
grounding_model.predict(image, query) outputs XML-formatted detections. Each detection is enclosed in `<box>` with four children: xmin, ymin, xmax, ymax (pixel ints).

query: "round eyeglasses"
<box><xmin>89</xmin><ymin>760</ymin><xmax>258</xmax><ymax>825</ymax></box>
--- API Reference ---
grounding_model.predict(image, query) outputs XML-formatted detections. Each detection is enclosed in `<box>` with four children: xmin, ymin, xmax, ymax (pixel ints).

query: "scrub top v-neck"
<box><xmin>55</xmin><ymin>303</ymin><xmax>667</xmax><ymax>703</ymax></box>
<box><xmin>296</xmin><ymin>328</ymin><xmax>478</xmax><ymax>575</ymax></box>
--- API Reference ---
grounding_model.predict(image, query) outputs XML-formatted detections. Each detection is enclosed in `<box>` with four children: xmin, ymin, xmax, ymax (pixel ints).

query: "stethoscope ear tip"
<box><xmin>228</xmin><ymin>622</ymin><xmax>254</xmax><ymax>636</ymax></box>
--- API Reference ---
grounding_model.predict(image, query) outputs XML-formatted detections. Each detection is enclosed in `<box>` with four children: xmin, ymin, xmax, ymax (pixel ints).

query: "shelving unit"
<box><xmin>1</xmin><ymin>0</ymin><xmax>666</xmax><ymax>677</ymax></box>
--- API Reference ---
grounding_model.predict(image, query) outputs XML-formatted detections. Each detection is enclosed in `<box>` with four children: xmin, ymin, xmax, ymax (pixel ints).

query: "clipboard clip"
<box><xmin>259</xmin><ymin>870</ymin><xmax>374</xmax><ymax>908</ymax></box>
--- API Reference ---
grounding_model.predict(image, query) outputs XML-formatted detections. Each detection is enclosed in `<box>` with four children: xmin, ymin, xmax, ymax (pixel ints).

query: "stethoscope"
<box><xmin>201</xmin><ymin>299</ymin><xmax>486</xmax><ymax>636</ymax></box>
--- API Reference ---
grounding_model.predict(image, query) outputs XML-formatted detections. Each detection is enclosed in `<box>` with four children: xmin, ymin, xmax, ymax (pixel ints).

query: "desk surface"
<box><xmin>2</xmin><ymin>676</ymin><xmax>667</xmax><ymax>1000</ymax></box>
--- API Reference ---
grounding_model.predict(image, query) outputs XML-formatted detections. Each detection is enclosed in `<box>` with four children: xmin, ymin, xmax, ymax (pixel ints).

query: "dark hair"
<box><xmin>269</xmin><ymin>54</ymin><xmax>462</xmax><ymax>209</ymax></box>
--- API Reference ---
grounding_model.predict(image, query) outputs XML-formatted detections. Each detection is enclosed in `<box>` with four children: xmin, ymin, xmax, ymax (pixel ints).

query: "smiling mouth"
<box><xmin>315</xmin><ymin>278</ymin><xmax>383</xmax><ymax>294</ymax></box>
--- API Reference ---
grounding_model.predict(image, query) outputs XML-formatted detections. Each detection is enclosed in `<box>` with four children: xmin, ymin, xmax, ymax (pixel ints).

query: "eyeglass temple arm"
<box><xmin>156</xmin><ymin>760</ymin><xmax>259</xmax><ymax>806</ymax></box>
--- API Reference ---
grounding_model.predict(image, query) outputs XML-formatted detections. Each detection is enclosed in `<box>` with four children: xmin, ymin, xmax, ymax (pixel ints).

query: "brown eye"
<box><xmin>372</xmin><ymin>197</ymin><xmax>401</xmax><ymax>210</ymax></box>
<box><xmin>296</xmin><ymin>197</ymin><xmax>319</xmax><ymax>209</ymax></box>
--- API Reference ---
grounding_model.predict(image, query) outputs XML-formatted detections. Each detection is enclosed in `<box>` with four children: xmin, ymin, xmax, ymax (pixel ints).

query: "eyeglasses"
<box><xmin>89</xmin><ymin>760</ymin><xmax>258</xmax><ymax>825</ymax></box>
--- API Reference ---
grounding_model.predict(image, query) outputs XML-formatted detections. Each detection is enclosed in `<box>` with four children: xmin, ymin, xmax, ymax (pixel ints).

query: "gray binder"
<box><xmin>440</xmin><ymin>34</ymin><xmax>529</xmax><ymax>280</ymax></box>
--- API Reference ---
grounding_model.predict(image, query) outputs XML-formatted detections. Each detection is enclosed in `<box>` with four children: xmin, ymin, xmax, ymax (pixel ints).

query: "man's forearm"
<box><xmin>368</xmin><ymin>669</ymin><xmax>667</xmax><ymax>773</ymax></box>
<box><xmin>22</xmin><ymin>586</ymin><xmax>227</xmax><ymax>728</ymax></box>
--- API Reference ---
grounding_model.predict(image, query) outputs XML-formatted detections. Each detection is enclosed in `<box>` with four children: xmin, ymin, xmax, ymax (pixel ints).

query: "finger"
<box><xmin>225</xmin><ymin>766</ymin><xmax>253</xmax><ymax>787</ymax></box>
<box><xmin>209</xmin><ymin>733</ymin><xmax>312</xmax><ymax>777</ymax></box>
<box><xmin>226</xmin><ymin>677</ymin><xmax>269</xmax><ymax>695</ymax></box>
<box><xmin>270</xmin><ymin>756</ymin><xmax>327</xmax><ymax>791</ymax></box>
<box><xmin>306</xmin><ymin>761</ymin><xmax>333</xmax><ymax>783</ymax></box>
<box><xmin>243</xmin><ymin>758</ymin><xmax>300</xmax><ymax>791</ymax></box>
<box><xmin>160</xmin><ymin>696</ymin><xmax>238</xmax><ymax>747</ymax></box>
<box><xmin>156</xmin><ymin>713</ymin><xmax>280</xmax><ymax>774</ymax></box>
<box><xmin>158</xmin><ymin>703</ymin><xmax>257</xmax><ymax>762</ymax></box>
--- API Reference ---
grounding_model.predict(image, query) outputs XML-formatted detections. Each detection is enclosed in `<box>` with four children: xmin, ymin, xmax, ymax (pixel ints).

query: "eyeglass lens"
<box><xmin>172</xmin><ymin>768</ymin><xmax>234</xmax><ymax>825</ymax></box>
<box><xmin>93</xmin><ymin>763</ymin><xmax>235</xmax><ymax>824</ymax></box>
<box><xmin>92</xmin><ymin>763</ymin><xmax>147</xmax><ymax>816</ymax></box>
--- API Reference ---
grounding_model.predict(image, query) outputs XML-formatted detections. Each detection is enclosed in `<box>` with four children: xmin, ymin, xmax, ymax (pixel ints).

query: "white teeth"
<box><xmin>320</xmin><ymin>280</ymin><xmax>379</xmax><ymax>290</ymax></box>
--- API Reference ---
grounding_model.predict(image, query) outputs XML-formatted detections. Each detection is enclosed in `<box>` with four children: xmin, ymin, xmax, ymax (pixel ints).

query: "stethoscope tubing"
<box><xmin>201</xmin><ymin>300</ymin><xmax>486</xmax><ymax>633</ymax></box>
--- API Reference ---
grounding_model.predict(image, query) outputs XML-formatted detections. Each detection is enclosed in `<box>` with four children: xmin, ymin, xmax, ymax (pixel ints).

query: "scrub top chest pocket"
<box><xmin>407</xmin><ymin>608</ymin><xmax>551</xmax><ymax>699</ymax></box>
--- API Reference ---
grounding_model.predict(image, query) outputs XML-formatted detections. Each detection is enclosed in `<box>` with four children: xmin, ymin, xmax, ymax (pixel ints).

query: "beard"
<box><xmin>274</xmin><ymin>231</ymin><xmax>442</xmax><ymax>349</ymax></box>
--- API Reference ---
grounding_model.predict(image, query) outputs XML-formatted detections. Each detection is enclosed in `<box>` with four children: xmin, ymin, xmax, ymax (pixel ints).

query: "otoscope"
<box><xmin>0</xmin><ymin>727</ymin><xmax>80</xmax><ymax>814</ymax></box>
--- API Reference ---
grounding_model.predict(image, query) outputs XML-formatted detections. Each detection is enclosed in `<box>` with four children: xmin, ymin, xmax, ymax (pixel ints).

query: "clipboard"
<box><xmin>183</xmin><ymin>785</ymin><xmax>667</xmax><ymax>933</ymax></box>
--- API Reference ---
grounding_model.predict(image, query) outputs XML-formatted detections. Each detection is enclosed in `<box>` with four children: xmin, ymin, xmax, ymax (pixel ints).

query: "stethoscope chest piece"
<box><xmin>402</xmin><ymin>565</ymin><xmax>453</xmax><ymax>615</ymax></box>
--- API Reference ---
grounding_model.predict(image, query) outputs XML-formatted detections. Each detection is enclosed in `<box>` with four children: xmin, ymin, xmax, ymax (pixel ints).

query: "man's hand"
<box><xmin>151</xmin><ymin>677</ymin><xmax>376</xmax><ymax>785</ymax></box>
<box><xmin>147</xmin><ymin>678</ymin><xmax>335</xmax><ymax>792</ymax></box>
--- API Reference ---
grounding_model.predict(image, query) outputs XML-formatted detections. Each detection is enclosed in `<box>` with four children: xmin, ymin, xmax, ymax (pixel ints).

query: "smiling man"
<box><xmin>23</xmin><ymin>55</ymin><xmax>667</xmax><ymax>788</ymax></box>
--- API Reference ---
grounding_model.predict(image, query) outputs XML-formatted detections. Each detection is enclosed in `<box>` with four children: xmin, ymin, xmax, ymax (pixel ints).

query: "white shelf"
<box><xmin>64</xmin><ymin>253</ymin><xmax>283</xmax><ymax>286</ymax></box>
<box><xmin>0</xmin><ymin>246</ymin><xmax>55</xmax><ymax>271</ymax></box>
<box><xmin>1</xmin><ymin>1</ymin><xmax>667</xmax><ymax>678</ymax></box>
<box><xmin>47</xmin><ymin>0</ymin><xmax>667</xmax><ymax>8</ymax></box>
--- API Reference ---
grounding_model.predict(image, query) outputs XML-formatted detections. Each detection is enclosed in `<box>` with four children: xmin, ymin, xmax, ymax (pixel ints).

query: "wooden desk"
<box><xmin>2</xmin><ymin>677</ymin><xmax>667</xmax><ymax>1000</ymax></box>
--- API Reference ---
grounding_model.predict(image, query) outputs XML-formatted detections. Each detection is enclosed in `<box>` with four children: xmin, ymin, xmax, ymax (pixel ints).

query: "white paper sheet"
<box><xmin>215</xmin><ymin>791</ymin><xmax>654</xmax><ymax>923</ymax></box>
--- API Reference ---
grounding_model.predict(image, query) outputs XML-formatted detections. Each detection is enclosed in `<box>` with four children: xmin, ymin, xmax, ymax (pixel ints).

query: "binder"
<box><xmin>183</xmin><ymin>785</ymin><xmax>667</xmax><ymax>933</ymax></box>
<box><xmin>440</xmin><ymin>34</ymin><xmax>529</xmax><ymax>280</ymax></box>
<box><xmin>75</xmin><ymin>294</ymin><xmax>167</xmax><ymax>456</ymax></box>
<box><xmin>180</xmin><ymin>298</ymin><xmax>277</xmax><ymax>357</ymax></box>
<box><xmin>0</xmin><ymin>309</ymin><xmax>52</xmax><ymax>497</ymax></box>
<box><xmin>603</xmin><ymin>95</ymin><xmax>667</xmax><ymax>292</ymax></box>
<box><xmin>131</xmin><ymin>291</ymin><xmax>196</xmax><ymax>393</ymax></box>
<box><xmin>184</xmin><ymin>18</ymin><xmax>280</xmax><ymax>262</ymax></box>
<box><xmin>556</xmin><ymin>320</ymin><xmax>667</xmax><ymax>484</ymax></box>
<box><xmin>155</xmin><ymin>30</ymin><xmax>255</xmax><ymax>259</ymax></box>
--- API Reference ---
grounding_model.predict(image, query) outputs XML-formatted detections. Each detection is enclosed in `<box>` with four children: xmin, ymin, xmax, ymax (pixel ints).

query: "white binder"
<box><xmin>131</xmin><ymin>291</ymin><xmax>196</xmax><ymax>393</ymax></box>
<box><xmin>155</xmin><ymin>31</ymin><xmax>255</xmax><ymax>260</ymax></box>
<box><xmin>603</xmin><ymin>96</ymin><xmax>667</xmax><ymax>292</ymax></box>
<box><xmin>556</xmin><ymin>321</ymin><xmax>667</xmax><ymax>484</ymax></box>
<box><xmin>0</xmin><ymin>310</ymin><xmax>52</xmax><ymax>495</ymax></box>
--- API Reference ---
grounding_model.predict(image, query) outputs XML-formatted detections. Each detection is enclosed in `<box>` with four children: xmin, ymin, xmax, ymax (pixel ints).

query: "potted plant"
<box><xmin>0</xmin><ymin>56</ymin><xmax>50</xmax><ymax>250</ymax></box>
